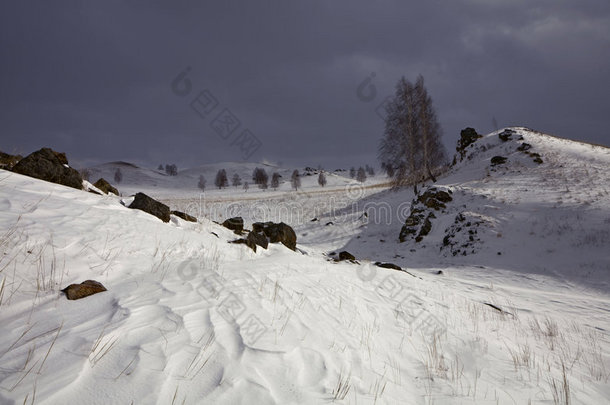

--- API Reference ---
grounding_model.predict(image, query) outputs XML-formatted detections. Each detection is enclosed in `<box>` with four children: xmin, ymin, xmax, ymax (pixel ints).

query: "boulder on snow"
<box><xmin>374</xmin><ymin>262</ymin><xmax>402</xmax><ymax>271</ymax></box>
<box><xmin>491</xmin><ymin>156</ymin><xmax>507</xmax><ymax>166</ymax></box>
<box><xmin>498</xmin><ymin>129</ymin><xmax>516</xmax><ymax>142</ymax></box>
<box><xmin>252</xmin><ymin>222</ymin><xmax>297</xmax><ymax>250</ymax></box>
<box><xmin>171</xmin><ymin>210</ymin><xmax>197</xmax><ymax>222</ymax></box>
<box><xmin>129</xmin><ymin>192</ymin><xmax>170</xmax><ymax>222</ymax></box>
<box><xmin>248</xmin><ymin>230</ymin><xmax>269</xmax><ymax>250</ymax></box>
<box><xmin>222</xmin><ymin>217</ymin><xmax>244</xmax><ymax>234</ymax></box>
<box><xmin>338</xmin><ymin>251</ymin><xmax>356</xmax><ymax>261</ymax></box>
<box><xmin>230</xmin><ymin>230</ymin><xmax>270</xmax><ymax>253</ymax></box>
<box><xmin>11</xmin><ymin>147</ymin><xmax>83</xmax><ymax>190</ymax></box>
<box><xmin>93</xmin><ymin>178</ymin><xmax>119</xmax><ymax>195</ymax></box>
<box><xmin>61</xmin><ymin>280</ymin><xmax>107</xmax><ymax>300</ymax></box>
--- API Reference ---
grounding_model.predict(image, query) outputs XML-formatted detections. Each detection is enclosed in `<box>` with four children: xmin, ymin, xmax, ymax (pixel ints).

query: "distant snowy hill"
<box><xmin>86</xmin><ymin>161</ymin><xmax>382</xmax><ymax>199</ymax></box>
<box><xmin>1</xmin><ymin>127</ymin><xmax>608</xmax><ymax>404</ymax></box>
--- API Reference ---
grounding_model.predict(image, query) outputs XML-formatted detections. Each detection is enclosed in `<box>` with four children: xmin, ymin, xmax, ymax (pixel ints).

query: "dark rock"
<box><xmin>456</xmin><ymin>127</ymin><xmax>482</xmax><ymax>159</ymax></box>
<box><xmin>375</xmin><ymin>262</ymin><xmax>402</xmax><ymax>271</ymax></box>
<box><xmin>436</xmin><ymin>270</ymin><xmax>444</xmax><ymax>275</ymax></box>
<box><xmin>93</xmin><ymin>178</ymin><xmax>119</xmax><ymax>195</ymax></box>
<box><xmin>420</xmin><ymin>189</ymin><xmax>452</xmax><ymax>210</ymax></box>
<box><xmin>490</xmin><ymin>156</ymin><xmax>507</xmax><ymax>166</ymax></box>
<box><xmin>325</xmin><ymin>221</ymin><xmax>334</xmax><ymax>226</ymax></box>
<box><xmin>498</xmin><ymin>129</ymin><xmax>515</xmax><ymax>142</ymax></box>
<box><xmin>517</xmin><ymin>143</ymin><xmax>532</xmax><ymax>152</ymax></box>
<box><xmin>338</xmin><ymin>251</ymin><xmax>356</xmax><ymax>261</ymax></box>
<box><xmin>416</xmin><ymin>215</ymin><xmax>433</xmax><ymax>243</ymax></box>
<box><xmin>222</xmin><ymin>217</ymin><xmax>244</xmax><ymax>234</ymax></box>
<box><xmin>311</xmin><ymin>217</ymin><xmax>318</xmax><ymax>222</ymax></box>
<box><xmin>252</xmin><ymin>222</ymin><xmax>297</xmax><ymax>250</ymax></box>
<box><xmin>171</xmin><ymin>210</ymin><xmax>197</xmax><ymax>222</ymax></box>
<box><xmin>0</xmin><ymin>151</ymin><xmax>22</xmax><ymax>170</ymax></box>
<box><xmin>229</xmin><ymin>238</ymin><xmax>256</xmax><ymax>252</ymax></box>
<box><xmin>12</xmin><ymin>148</ymin><xmax>83</xmax><ymax>189</ymax></box>
<box><xmin>62</xmin><ymin>280</ymin><xmax>107</xmax><ymax>300</ymax></box>
<box><xmin>129</xmin><ymin>192</ymin><xmax>170</xmax><ymax>222</ymax></box>
<box><xmin>247</xmin><ymin>231</ymin><xmax>269</xmax><ymax>250</ymax></box>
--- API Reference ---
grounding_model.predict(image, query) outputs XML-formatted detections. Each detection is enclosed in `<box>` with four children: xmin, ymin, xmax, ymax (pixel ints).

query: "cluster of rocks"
<box><xmin>498</xmin><ymin>128</ymin><xmax>523</xmax><ymax>142</ymax></box>
<box><xmin>224</xmin><ymin>217</ymin><xmax>297</xmax><ymax>252</ymax></box>
<box><xmin>399</xmin><ymin>187</ymin><xmax>453</xmax><ymax>243</ymax></box>
<box><xmin>5</xmin><ymin>147</ymin><xmax>126</xmax><ymax>197</ymax></box>
<box><xmin>441</xmin><ymin>212</ymin><xmax>486</xmax><ymax>256</ymax></box>
<box><xmin>517</xmin><ymin>142</ymin><xmax>544</xmax><ymax>164</ymax></box>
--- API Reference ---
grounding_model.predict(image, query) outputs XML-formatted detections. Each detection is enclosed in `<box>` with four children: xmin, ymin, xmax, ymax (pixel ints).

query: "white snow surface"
<box><xmin>0</xmin><ymin>127</ymin><xmax>609</xmax><ymax>404</ymax></box>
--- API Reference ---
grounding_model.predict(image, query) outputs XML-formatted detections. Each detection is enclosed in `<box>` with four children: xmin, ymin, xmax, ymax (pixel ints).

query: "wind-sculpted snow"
<box><xmin>0</xmin><ymin>128</ymin><xmax>609</xmax><ymax>404</ymax></box>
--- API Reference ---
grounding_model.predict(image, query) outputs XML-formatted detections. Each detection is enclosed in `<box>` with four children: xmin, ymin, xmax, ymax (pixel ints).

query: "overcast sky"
<box><xmin>1</xmin><ymin>1</ymin><xmax>609</xmax><ymax>169</ymax></box>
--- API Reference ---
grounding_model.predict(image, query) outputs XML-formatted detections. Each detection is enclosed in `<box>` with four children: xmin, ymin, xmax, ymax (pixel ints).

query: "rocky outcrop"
<box><xmin>93</xmin><ymin>178</ymin><xmax>119</xmax><ymax>195</ymax></box>
<box><xmin>11</xmin><ymin>148</ymin><xmax>83</xmax><ymax>189</ymax></box>
<box><xmin>61</xmin><ymin>280</ymin><xmax>107</xmax><ymax>300</ymax></box>
<box><xmin>456</xmin><ymin>128</ymin><xmax>482</xmax><ymax>160</ymax></box>
<box><xmin>129</xmin><ymin>192</ymin><xmax>170</xmax><ymax>222</ymax></box>
<box><xmin>399</xmin><ymin>187</ymin><xmax>453</xmax><ymax>243</ymax></box>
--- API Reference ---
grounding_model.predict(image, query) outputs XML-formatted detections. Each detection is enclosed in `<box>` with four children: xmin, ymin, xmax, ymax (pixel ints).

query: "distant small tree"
<box><xmin>271</xmin><ymin>172</ymin><xmax>281</xmax><ymax>189</ymax></box>
<box><xmin>157</xmin><ymin>164</ymin><xmax>164</xmax><ymax>171</ymax></box>
<box><xmin>165</xmin><ymin>164</ymin><xmax>178</xmax><ymax>176</ymax></box>
<box><xmin>291</xmin><ymin>170</ymin><xmax>301</xmax><ymax>190</ymax></box>
<box><xmin>114</xmin><ymin>168</ymin><xmax>123</xmax><ymax>183</ymax></box>
<box><xmin>243</xmin><ymin>181</ymin><xmax>249</xmax><ymax>192</ymax></box>
<box><xmin>381</xmin><ymin>162</ymin><xmax>395</xmax><ymax>178</ymax></box>
<box><xmin>366</xmin><ymin>165</ymin><xmax>375</xmax><ymax>176</ymax></box>
<box><xmin>232</xmin><ymin>173</ymin><xmax>242</xmax><ymax>188</ymax></box>
<box><xmin>198</xmin><ymin>174</ymin><xmax>206</xmax><ymax>191</ymax></box>
<box><xmin>215</xmin><ymin>169</ymin><xmax>228</xmax><ymax>189</ymax></box>
<box><xmin>318</xmin><ymin>171</ymin><xmax>327</xmax><ymax>187</ymax></box>
<box><xmin>252</xmin><ymin>167</ymin><xmax>268</xmax><ymax>188</ymax></box>
<box><xmin>356</xmin><ymin>167</ymin><xmax>367</xmax><ymax>183</ymax></box>
<box><xmin>349</xmin><ymin>167</ymin><xmax>356</xmax><ymax>178</ymax></box>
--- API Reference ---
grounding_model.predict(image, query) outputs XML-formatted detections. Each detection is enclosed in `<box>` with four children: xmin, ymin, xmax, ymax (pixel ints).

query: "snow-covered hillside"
<box><xmin>1</xmin><ymin>127</ymin><xmax>609</xmax><ymax>404</ymax></box>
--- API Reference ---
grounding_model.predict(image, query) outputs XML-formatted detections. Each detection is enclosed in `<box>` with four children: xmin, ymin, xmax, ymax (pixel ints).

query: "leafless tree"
<box><xmin>198</xmin><ymin>174</ymin><xmax>206</xmax><ymax>191</ymax></box>
<box><xmin>114</xmin><ymin>168</ymin><xmax>123</xmax><ymax>184</ymax></box>
<box><xmin>215</xmin><ymin>169</ymin><xmax>228</xmax><ymax>189</ymax></box>
<box><xmin>356</xmin><ymin>167</ymin><xmax>367</xmax><ymax>183</ymax></box>
<box><xmin>378</xmin><ymin>75</ymin><xmax>446</xmax><ymax>192</ymax></box>
<box><xmin>271</xmin><ymin>172</ymin><xmax>281</xmax><ymax>189</ymax></box>
<box><xmin>318</xmin><ymin>171</ymin><xmax>327</xmax><ymax>187</ymax></box>
<box><xmin>291</xmin><ymin>170</ymin><xmax>301</xmax><ymax>190</ymax></box>
<box><xmin>232</xmin><ymin>173</ymin><xmax>242</xmax><ymax>188</ymax></box>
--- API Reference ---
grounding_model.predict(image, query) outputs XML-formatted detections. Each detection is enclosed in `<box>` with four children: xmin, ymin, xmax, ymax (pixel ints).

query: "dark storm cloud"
<box><xmin>1</xmin><ymin>1</ymin><xmax>609</xmax><ymax>169</ymax></box>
